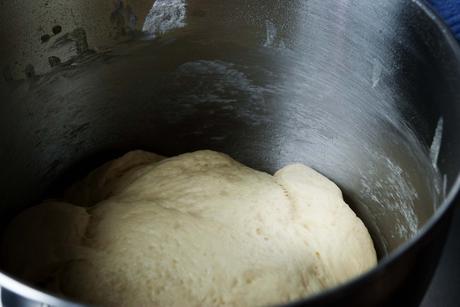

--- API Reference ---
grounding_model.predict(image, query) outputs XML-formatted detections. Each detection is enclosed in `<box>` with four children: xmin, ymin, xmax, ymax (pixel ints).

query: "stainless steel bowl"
<box><xmin>0</xmin><ymin>0</ymin><xmax>459</xmax><ymax>306</ymax></box>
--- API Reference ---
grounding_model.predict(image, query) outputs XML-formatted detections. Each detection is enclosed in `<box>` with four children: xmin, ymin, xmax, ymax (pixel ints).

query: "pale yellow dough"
<box><xmin>2</xmin><ymin>150</ymin><xmax>377</xmax><ymax>307</ymax></box>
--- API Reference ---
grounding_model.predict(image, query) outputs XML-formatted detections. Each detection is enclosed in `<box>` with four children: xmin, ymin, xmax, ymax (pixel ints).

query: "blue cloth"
<box><xmin>428</xmin><ymin>0</ymin><xmax>460</xmax><ymax>39</ymax></box>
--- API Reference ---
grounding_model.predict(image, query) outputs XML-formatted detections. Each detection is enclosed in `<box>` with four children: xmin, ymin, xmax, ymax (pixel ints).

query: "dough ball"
<box><xmin>2</xmin><ymin>150</ymin><xmax>376</xmax><ymax>306</ymax></box>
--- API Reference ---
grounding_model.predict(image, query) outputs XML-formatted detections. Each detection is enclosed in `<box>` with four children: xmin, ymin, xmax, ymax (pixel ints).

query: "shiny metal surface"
<box><xmin>0</xmin><ymin>0</ymin><xmax>459</xmax><ymax>306</ymax></box>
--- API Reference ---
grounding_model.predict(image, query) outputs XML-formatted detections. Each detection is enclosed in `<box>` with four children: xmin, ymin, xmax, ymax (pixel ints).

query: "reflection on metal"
<box><xmin>443</xmin><ymin>174</ymin><xmax>448</xmax><ymax>200</ymax></box>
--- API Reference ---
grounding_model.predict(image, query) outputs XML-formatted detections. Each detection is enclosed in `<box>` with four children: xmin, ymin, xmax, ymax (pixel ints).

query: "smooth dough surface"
<box><xmin>2</xmin><ymin>150</ymin><xmax>377</xmax><ymax>306</ymax></box>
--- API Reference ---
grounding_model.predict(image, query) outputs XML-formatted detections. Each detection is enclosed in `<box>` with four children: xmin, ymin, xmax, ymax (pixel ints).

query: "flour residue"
<box><xmin>264</xmin><ymin>20</ymin><xmax>277</xmax><ymax>47</ymax></box>
<box><xmin>172</xmin><ymin>60</ymin><xmax>272</xmax><ymax>125</ymax></box>
<box><xmin>142</xmin><ymin>0</ymin><xmax>186</xmax><ymax>35</ymax></box>
<box><xmin>360</xmin><ymin>153</ymin><xmax>419</xmax><ymax>238</ymax></box>
<box><xmin>176</xmin><ymin>61</ymin><xmax>258</xmax><ymax>98</ymax></box>
<box><xmin>371</xmin><ymin>58</ymin><xmax>383</xmax><ymax>88</ymax></box>
<box><xmin>430</xmin><ymin>117</ymin><xmax>443</xmax><ymax>168</ymax></box>
<box><xmin>263</xmin><ymin>19</ymin><xmax>286</xmax><ymax>50</ymax></box>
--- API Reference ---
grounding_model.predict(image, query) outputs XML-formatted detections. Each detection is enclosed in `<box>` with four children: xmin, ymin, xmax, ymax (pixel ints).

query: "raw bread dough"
<box><xmin>2</xmin><ymin>150</ymin><xmax>377</xmax><ymax>306</ymax></box>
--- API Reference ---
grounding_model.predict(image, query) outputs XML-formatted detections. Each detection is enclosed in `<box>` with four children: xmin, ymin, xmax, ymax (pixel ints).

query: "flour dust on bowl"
<box><xmin>0</xmin><ymin>0</ymin><xmax>460</xmax><ymax>307</ymax></box>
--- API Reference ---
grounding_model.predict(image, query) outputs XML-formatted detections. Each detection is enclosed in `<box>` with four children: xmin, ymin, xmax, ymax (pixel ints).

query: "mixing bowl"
<box><xmin>0</xmin><ymin>0</ymin><xmax>459</xmax><ymax>306</ymax></box>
